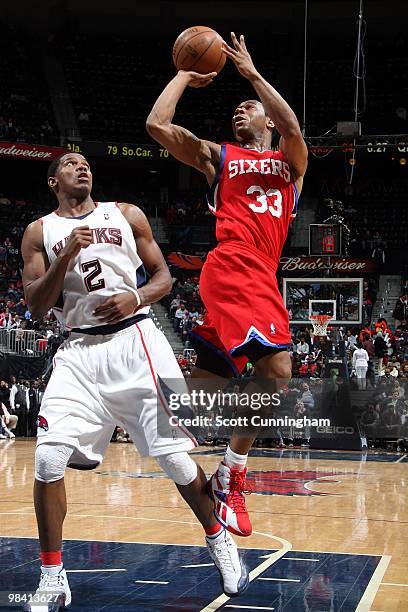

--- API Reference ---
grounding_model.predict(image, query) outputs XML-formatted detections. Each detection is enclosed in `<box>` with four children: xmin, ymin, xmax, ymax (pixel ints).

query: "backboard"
<box><xmin>283</xmin><ymin>278</ymin><xmax>363</xmax><ymax>325</ymax></box>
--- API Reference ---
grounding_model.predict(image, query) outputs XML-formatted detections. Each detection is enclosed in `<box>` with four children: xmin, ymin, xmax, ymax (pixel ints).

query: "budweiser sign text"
<box><xmin>279</xmin><ymin>256</ymin><xmax>374</xmax><ymax>273</ymax></box>
<box><xmin>0</xmin><ymin>141</ymin><xmax>67</xmax><ymax>161</ymax></box>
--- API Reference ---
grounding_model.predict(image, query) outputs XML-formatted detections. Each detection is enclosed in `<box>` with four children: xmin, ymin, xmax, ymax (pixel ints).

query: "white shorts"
<box><xmin>37</xmin><ymin>318</ymin><xmax>196</xmax><ymax>467</ymax></box>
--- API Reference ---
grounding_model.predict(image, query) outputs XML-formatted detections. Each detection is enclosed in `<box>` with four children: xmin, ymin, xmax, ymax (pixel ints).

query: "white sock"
<box><xmin>41</xmin><ymin>563</ymin><xmax>63</xmax><ymax>576</ymax></box>
<box><xmin>206</xmin><ymin>527</ymin><xmax>225</xmax><ymax>543</ymax></box>
<box><xmin>224</xmin><ymin>445</ymin><xmax>247</xmax><ymax>470</ymax></box>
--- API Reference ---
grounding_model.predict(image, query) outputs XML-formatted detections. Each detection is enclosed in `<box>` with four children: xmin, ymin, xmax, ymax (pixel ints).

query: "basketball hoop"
<box><xmin>310</xmin><ymin>314</ymin><xmax>332</xmax><ymax>337</ymax></box>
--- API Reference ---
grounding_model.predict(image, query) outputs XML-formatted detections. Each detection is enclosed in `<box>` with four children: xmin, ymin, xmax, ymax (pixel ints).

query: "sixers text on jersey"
<box><xmin>207</xmin><ymin>144</ymin><xmax>298</xmax><ymax>262</ymax></box>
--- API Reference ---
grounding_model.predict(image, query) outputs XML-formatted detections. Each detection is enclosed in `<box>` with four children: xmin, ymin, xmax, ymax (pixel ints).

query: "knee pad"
<box><xmin>156</xmin><ymin>451</ymin><xmax>198</xmax><ymax>486</ymax></box>
<box><xmin>35</xmin><ymin>443</ymin><xmax>74</xmax><ymax>483</ymax></box>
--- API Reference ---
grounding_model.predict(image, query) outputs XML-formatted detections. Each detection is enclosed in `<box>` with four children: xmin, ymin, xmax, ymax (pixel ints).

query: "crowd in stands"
<box><xmin>0</xmin><ymin>22</ymin><xmax>57</xmax><ymax>145</ymax></box>
<box><xmin>0</xmin><ymin>376</ymin><xmax>46</xmax><ymax>439</ymax></box>
<box><xmin>163</xmin><ymin>269</ymin><xmax>408</xmax><ymax>450</ymax></box>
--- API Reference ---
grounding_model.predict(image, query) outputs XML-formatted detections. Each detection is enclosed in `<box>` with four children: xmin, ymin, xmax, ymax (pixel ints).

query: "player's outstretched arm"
<box><xmin>223</xmin><ymin>32</ymin><xmax>308</xmax><ymax>182</ymax></box>
<box><xmin>22</xmin><ymin>220</ymin><xmax>92</xmax><ymax>319</ymax></box>
<box><xmin>146</xmin><ymin>71</ymin><xmax>221</xmax><ymax>185</ymax></box>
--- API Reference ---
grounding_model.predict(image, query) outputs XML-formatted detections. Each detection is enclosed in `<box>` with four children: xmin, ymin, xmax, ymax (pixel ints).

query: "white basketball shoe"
<box><xmin>206</xmin><ymin>529</ymin><xmax>249</xmax><ymax>597</ymax></box>
<box><xmin>23</xmin><ymin>567</ymin><xmax>71</xmax><ymax>611</ymax></box>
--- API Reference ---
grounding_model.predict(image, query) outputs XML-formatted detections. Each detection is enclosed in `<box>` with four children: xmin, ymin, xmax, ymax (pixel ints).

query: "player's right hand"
<box><xmin>61</xmin><ymin>225</ymin><xmax>93</xmax><ymax>259</ymax></box>
<box><xmin>179</xmin><ymin>70</ymin><xmax>217</xmax><ymax>88</ymax></box>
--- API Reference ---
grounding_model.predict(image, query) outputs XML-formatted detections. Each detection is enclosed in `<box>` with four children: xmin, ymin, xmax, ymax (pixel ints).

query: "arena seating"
<box><xmin>0</xmin><ymin>23</ymin><xmax>57</xmax><ymax>144</ymax></box>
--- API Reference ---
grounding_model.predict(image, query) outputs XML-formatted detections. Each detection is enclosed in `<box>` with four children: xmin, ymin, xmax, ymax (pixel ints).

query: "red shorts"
<box><xmin>191</xmin><ymin>241</ymin><xmax>291</xmax><ymax>376</ymax></box>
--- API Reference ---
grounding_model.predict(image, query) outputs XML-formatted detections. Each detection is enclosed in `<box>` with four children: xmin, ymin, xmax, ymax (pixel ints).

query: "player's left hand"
<box><xmin>93</xmin><ymin>291</ymin><xmax>138</xmax><ymax>324</ymax></box>
<box><xmin>222</xmin><ymin>33</ymin><xmax>258</xmax><ymax>80</ymax></box>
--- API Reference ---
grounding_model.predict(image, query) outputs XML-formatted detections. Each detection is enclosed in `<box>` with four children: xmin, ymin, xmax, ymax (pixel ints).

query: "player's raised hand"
<box><xmin>222</xmin><ymin>33</ymin><xmax>257</xmax><ymax>80</ymax></box>
<box><xmin>93</xmin><ymin>291</ymin><xmax>139</xmax><ymax>324</ymax></box>
<box><xmin>61</xmin><ymin>226</ymin><xmax>93</xmax><ymax>260</ymax></box>
<box><xmin>179</xmin><ymin>70</ymin><xmax>217</xmax><ymax>88</ymax></box>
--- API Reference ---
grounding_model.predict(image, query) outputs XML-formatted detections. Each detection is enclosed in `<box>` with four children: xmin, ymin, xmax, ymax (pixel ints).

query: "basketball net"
<box><xmin>310</xmin><ymin>314</ymin><xmax>332</xmax><ymax>337</ymax></box>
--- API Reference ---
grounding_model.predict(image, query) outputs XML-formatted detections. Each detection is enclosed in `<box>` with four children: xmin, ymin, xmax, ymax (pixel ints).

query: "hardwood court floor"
<box><xmin>0</xmin><ymin>439</ymin><xmax>407</xmax><ymax>611</ymax></box>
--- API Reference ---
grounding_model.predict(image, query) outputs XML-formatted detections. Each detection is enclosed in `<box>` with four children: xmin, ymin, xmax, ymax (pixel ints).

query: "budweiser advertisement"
<box><xmin>279</xmin><ymin>256</ymin><xmax>376</xmax><ymax>274</ymax></box>
<box><xmin>167</xmin><ymin>252</ymin><xmax>375</xmax><ymax>274</ymax></box>
<box><xmin>0</xmin><ymin>141</ymin><xmax>67</xmax><ymax>161</ymax></box>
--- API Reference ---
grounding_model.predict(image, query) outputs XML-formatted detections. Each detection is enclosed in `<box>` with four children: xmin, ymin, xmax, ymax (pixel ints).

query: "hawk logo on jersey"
<box><xmin>37</xmin><ymin>415</ymin><xmax>49</xmax><ymax>432</ymax></box>
<box><xmin>270</xmin><ymin>323</ymin><xmax>276</xmax><ymax>335</ymax></box>
<box><xmin>246</xmin><ymin>470</ymin><xmax>344</xmax><ymax>496</ymax></box>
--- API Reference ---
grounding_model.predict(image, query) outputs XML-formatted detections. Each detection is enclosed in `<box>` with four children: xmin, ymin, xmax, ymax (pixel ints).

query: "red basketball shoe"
<box><xmin>207</xmin><ymin>462</ymin><xmax>252</xmax><ymax>537</ymax></box>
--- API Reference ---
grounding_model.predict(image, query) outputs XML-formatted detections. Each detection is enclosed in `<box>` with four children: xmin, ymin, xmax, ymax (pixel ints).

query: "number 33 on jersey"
<box><xmin>207</xmin><ymin>143</ymin><xmax>299</xmax><ymax>262</ymax></box>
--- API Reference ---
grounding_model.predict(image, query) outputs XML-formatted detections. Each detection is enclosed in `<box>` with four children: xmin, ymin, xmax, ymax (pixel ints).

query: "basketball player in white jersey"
<box><xmin>21</xmin><ymin>152</ymin><xmax>249</xmax><ymax>610</ymax></box>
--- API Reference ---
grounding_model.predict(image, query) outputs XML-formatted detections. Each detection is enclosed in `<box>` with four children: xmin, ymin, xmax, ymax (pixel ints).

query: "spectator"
<box><xmin>15</xmin><ymin>297</ymin><xmax>27</xmax><ymax>317</ymax></box>
<box><xmin>292</xmin><ymin>400</ymin><xmax>310</xmax><ymax>447</ymax></box>
<box><xmin>372</xmin><ymin>243</ymin><xmax>386</xmax><ymax>269</ymax></box>
<box><xmin>346</xmin><ymin>330</ymin><xmax>358</xmax><ymax>350</ymax></box>
<box><xmin>389</xmin><ymin>365</ymin><xmax>399</xmax><ymax>378</ymax></box>
<box><xmin>181</xmin><ymin>312</ymin><xmax>193</xmax><ymax>347</ymax></box>
<box><xmin>393</xmin><ymin>294</ymin><xmax>407</xmax><ymax>329</ymax></box>
<box><xmin>296</xmin><ymin>337</ymin><xmax>310</xmax><ymax>359</ymax></box>
<box><xmin>0</xmin><ymin>402</ymin><xmax>17</xmax><ymax>438</ymax></box>
<box><xmin>27</xmin><ymin>380</ymin><xmax>43</xmax><ymax>436</ymax></box>
<box><xmin>300</xmin><ymin>383</ymin><xmax>315</xmax><ymax>411</ymax></box>
<box><xmin>195</xmin><ymin>313</ymin><xmax>204</xmax><ymax>326</ymax></box>
<box><xmin>352</xmin><ymin>343</ymin><xmax>370</xmax><ymax>389</ymax></box>
<box><xmin>362</xmin><ymin>333</ymin><xmax>375</xmax><ymax>358</ymax></box>
<box><xmin>173</xmin><ymin>303</ymin><xmax>187</xmax><ymax>332</ymax></box>
<box><xmin>169</xmin><ymin>294</ymin><xmax>182</xmax><ymax>317</ymax></box>
<box><xmin>360</xmin><ymin>403</ymin><xmax>380</xmax><ymax>438</ymax></box>
<box><xmin>9</xmin><ymin>376</ymin><xmax>28</xmax><ymax>436</ymax></box>
<box><xmin>0</xmin><ymin>380</ymin><xmax>10</xmax><ymax>407</ymax></box>
<box><xmin>374</xmin><ymin>331</ymin><xmax>388</xmax><ymax>373</ymax></box>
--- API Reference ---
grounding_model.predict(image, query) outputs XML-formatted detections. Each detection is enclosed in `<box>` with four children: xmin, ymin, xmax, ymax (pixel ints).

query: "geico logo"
<box><xmin>316</xmin><ymin>426</ymin><xmax>355</xmax><ymax>434</ymax></box>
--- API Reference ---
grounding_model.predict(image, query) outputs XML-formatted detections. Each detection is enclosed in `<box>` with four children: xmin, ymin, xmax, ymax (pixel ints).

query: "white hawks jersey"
<box><xmin>41</xmin><ymin>201</ymin><xmax>150</xmax><ymax>329</ymax></box>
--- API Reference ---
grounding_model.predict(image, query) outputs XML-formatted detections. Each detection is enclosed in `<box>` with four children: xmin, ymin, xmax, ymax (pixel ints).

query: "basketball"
<box><xmin>173</xmin><ymin>26</ymin><xmax>226</xmax><ymax>74</ymax></box>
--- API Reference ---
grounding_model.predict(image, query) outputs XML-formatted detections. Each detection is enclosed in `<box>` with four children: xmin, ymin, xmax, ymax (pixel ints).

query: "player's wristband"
<box><xmin>133</xmin><ymin>290</ymin><xmax>142</xmax><ymax>312</ymax></box>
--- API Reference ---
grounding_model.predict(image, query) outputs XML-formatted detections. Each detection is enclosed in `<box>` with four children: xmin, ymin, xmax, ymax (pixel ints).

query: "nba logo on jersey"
<box><xmin>270</xmin><ymin>323</ymin><xmax>276</xmax><ymax>335</ymax></box>
<box><xmin>104</xmin><ymin>213</ymin><xmax>109</xmax><ymax>220</ymax></box>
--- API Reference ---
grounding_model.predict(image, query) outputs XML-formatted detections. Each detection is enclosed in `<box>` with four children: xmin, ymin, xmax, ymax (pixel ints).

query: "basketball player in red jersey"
<box><xmin>21</xmin><ymin>152</ymin><xmax>249</xmax><ymax>609</ymax></box>
<box><xmin>147</xmin><ymin>33</ymin><xmax>307</xmax><ymax>537</ymax></box>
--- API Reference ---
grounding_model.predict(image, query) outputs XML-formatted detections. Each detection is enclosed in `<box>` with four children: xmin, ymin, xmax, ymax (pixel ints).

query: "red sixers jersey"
<box><xmin>207</xmin><ymin>143</ymin><xmax>298</xmax><ymax>261</ymax></box>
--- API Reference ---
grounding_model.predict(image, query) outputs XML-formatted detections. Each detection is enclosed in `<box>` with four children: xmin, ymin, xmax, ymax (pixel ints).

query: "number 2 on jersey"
<box><xmin>247</xmin><ymin>185</ymin><xmax>282</xmax><ymax>218</ymax></box>
<box><xmin>81</xmin><ymin>259</ymin><xmax>105</xmax><ymax>292</ymax></box>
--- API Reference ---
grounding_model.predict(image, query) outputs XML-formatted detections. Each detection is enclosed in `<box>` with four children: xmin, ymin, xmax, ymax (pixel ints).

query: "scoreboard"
<box><xmin>309</xmin><ymin>224</ymin><xmax>343</xmax><ymax>256</ymax></box>
<box><xmin>65</xmin><ymin>141</ymin><xmax>172</xmax><ymax>162</ymax></box>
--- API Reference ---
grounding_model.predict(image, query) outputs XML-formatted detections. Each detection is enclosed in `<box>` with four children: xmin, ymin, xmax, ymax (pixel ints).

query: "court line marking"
<box><xmin>134</xmin><ymin>580</ymin><xmax>169</xmax><ymax>585</ymax></box>
<box><xmin>181</xmin><ymin>563</ymin><xmax>214</xmax><ymax>568</ymax></box>
<box><xmin>268</xmin><ymin>556</ymin><xmax>319</xmax><ymax>562</ymax></box>
<box><xmin>394</xmin><ymin>454</ymin><xmax>407</xmax><ymax>463</ymax></box>
<box><xmin>380</xmin><ymin>582</ymin><xmax>408</xmax><ymax>587</ymax></box>
<box><xmin>225</xmin><ymin>606</ymin><xmax>275</xmax><ymax>610</ymax></box>
<box><xmin>355</xmin><ymin>555</ymin><xmax>391</xmax><ymax>612</ymax></box>
<box><xmin>0</xmin><ymin>530</ymin><xmax>391</xmax><ymax>610</ymax></box>
<box><xmin>259</xmin><ymin>577</ymin><xmax>300</xmax><ymax>582</ymax></box>
<box><xmin>199</xmin><ymin>532</ymin><xmax>292</xmax><ymax>612</ymax></box>
<box><xmin>66</xmin><ymin>569</ymin><xmax>126</xmax><ymax>573</ymax></box>
<box><xmin>0</xmin><ymin>533</ymin><xmax>386</xmax><ymax>557</ymax></box>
